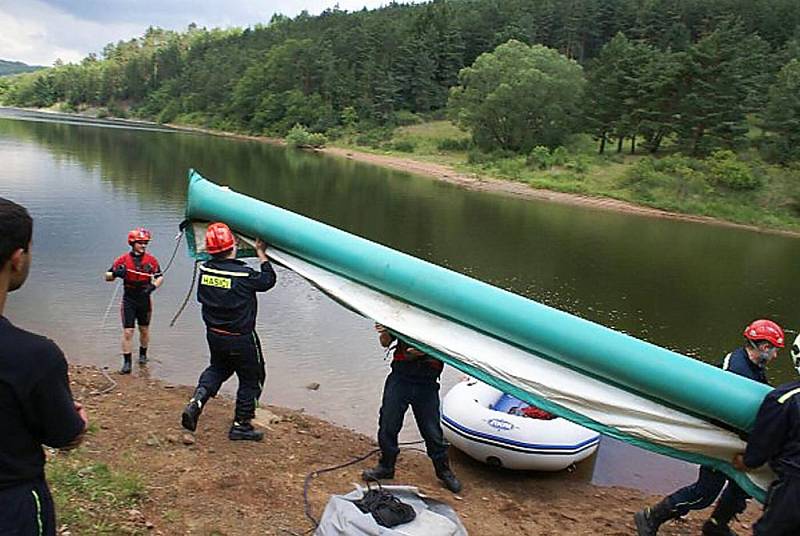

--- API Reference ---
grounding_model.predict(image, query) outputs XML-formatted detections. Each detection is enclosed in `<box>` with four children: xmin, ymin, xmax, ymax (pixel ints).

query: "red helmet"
<box><xmin>743</xmin><ymin>319</ymin><xmax>785</xmax><ymax>348</ymax></box>
<box><xmin>127</xmin><ymin>227</ymin><xmax>151</xmax><ymax>245</ymax></box>
<box><xmin>205</xmin><ymin>222</ymin><xmax>235</xmax><ymax>254</ymax></box>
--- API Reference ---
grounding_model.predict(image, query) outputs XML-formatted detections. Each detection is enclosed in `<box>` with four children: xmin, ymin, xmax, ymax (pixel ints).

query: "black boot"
<box><xmin>701</xmin><ymin>520</ymin><xmax>738</xmax><ymax>536</ymax></box>
<box><xmin>228</xmin><ymin>421</ymin><xmax>264</xmax><ymax>441</ymax></box>
<box><xmin>181</xmin><ymin>387</ymin><xmax>208</xmax><ymax>432</ymax></box>
<box><xmin>433</xmin><ymin>457</ymin><xmax>462</xmax><ymax>493</ymax></box>
<box><xmin>119</xmin><ymin>355</ymin><xmax>132</xmax><ymax>375</ymax></box>
<box><xmin>701</xmin><ymin>501</ymin><xmax>740</xmax><ymax>536</ymax></box>
<box><xmin>362</xmin><ymin>453</ymin><xmax>396</xmax><ymax>481</ymax></box>
<box><xmin>633</xmin><ymin>498</ymin><xmax>678</xmax><ymax>536</ymax></box>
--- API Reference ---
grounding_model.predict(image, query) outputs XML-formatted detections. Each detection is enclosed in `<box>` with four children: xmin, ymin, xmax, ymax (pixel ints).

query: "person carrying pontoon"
<box><xmin>181</xmin><ymin>222</ymin><xmax>276</xmax><ymax>441</ymax></box>
<box><xmin>634</xmin><ymin>319</ymin><xmax>785</xmax><ymax>536</ymax></box>
<box><xmin>362</xmin><ymin>323</ymin><xmax>462</xmax><ymax>493</ymax></box>
<box><xmin>731</xmin><ymin>333</ymin><xmax>800</xmax><ymax>535</ymax></box>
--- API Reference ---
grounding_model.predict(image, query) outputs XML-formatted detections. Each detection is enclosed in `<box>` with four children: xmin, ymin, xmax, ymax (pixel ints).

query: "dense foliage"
<box><xmin>449</xmin><ymin>40</ymin><xmax>585</xmax><ymax>151</ymax></box>
<box><xmin>2</xmin><ymin>0</ymin><xmax>800</xmax><ymax>160</ymax></box>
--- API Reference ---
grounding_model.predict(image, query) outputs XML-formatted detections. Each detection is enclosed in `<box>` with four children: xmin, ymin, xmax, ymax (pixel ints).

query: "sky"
<box><xmin>0</xmin><ymin>0</ymin><xmax>401</xmax><ymax>66</ymax></box>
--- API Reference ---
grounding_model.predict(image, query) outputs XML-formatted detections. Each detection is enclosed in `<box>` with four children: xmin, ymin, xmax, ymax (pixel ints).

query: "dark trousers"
<box><xmin>0</xmin><ymin>478</ymin><xmax>55</xmax><ymax>536</ymax></box>
<box><xmin>377</xmin><ymin>371</ymin><xmax>447</xmax><ymax>463</ymax></box>
<box><xmin>667</xmin><ymin>465</ymin><xmax>748</xmax><ymax>518</ymax></box>
<box><xmin>197</xmin><ymin>331</ymin><xmax>265</xmax><ymax>422</ymax></box>
<box><xmin>754</xmin><ymin>475</ymin><xmax>800</xmax><ymax>536</ymax></box>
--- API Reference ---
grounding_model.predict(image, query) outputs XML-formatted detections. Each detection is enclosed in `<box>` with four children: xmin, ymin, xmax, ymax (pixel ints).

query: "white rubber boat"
<box><xmin>441</xmin><ymin>379</ymin><xmax>600</xmax><ymax>471</ymax></box>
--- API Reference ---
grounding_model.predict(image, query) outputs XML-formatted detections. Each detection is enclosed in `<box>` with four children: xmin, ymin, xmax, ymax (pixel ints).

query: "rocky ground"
<box><xmin>53</xmin><ymin>365</ymin><xmax>765</xmax><ymax>535</ymax></box>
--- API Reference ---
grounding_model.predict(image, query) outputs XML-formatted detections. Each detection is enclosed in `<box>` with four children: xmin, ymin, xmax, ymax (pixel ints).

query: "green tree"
<box><xmin>584</xmin><ymin>32</ymin><xmax>655</xmax><ymax>153</ymax></box>
<box><xmin>448</xmin><ymin>40</ymin><xmax>585</xmax><ymax>152</ymax></box>
<box><xmin>674</xmin><ymin>21</ymin><xmax>769</xmax><ymax>155</ymax></box>
<box><xmin>637</xmin><ymin>49</ymin><xmax>682</xmax><ymax>153</ymax></box>
<box><xmin>763</xmin><ymin>59</ymin><xmax>800</xmax><ymax>162</ymax></box>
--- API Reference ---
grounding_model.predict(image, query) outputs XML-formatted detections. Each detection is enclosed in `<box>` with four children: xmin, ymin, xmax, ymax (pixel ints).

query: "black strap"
<box><xmin>351</xmin><ymin>483</ymin><xmax>416</xmax><ymax>528</ymax></box>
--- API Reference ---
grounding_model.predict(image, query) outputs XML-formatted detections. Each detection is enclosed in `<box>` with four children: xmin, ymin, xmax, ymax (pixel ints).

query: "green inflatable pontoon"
<box><xmin>184</xmin><ymin>169</ymin><xmax>774</xmax><ymax>500</ymax></box>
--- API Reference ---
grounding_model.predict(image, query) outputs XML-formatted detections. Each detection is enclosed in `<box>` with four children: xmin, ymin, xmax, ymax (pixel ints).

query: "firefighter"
<box><xmin>181</xmin><ymin>222</ymin><xmax>276</xmax><ymax>441</ymax></box>
<box><xmin>634</xmin><ymin>319</ymin><xmax>785</xmax><ymax>536</ymax></box>
<box><xmin>732</xmin><ymin>333</ymin><xmax>800</xmax><ymax>535</ymax></box>
<box><xmin>105</xmin><ymin>228</ymin><xmax>163</xmax><ymax>374</ymax></box>
<box><xmin>362</xmin><ymin>323</ymin><xmax>462</xmax><ymax>493</ymax></box>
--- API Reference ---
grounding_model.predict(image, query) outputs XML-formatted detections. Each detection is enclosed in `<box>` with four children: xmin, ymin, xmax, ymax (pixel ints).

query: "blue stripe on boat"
<box><xmin>442</xmin><ymin>414</ymin><xmax>600</xmax><ymax>455</ymax></box>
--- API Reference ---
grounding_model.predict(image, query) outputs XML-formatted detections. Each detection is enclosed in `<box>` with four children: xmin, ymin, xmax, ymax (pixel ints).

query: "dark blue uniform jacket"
<box><xmin>722</xmin><ymin>347</ymin><xmax>769</xmax><ymax>384</ymax></box>
<box><xmin>197</xmin><ymin>258</ymin><xmax>276</xmax><ymax>334</ymax></box>
<box><xmin>744</xmin><ymin>380</ymin><xmax>800</xmax><ymax>478</ymax></box>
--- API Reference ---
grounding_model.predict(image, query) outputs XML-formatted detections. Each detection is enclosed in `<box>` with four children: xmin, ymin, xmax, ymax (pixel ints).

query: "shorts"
<box><xmin>121</xmin><ymin>292</ymin><xmax>151</xmax><ymax>328</ymax></box>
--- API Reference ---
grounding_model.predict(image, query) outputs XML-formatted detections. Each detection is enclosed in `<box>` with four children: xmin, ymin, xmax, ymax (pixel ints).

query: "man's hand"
<box><xmin>62</xmin><ymin>401</ymin><xmax>88</xmax><ymax>451</ymax></box>
<box><xmin>142</xmin><ymin>283</ymin><xmax>157</xmax><ymax>296</ymax></box>
<box><xmin>406</xmin><ymin>347</ymin><xmax>426</xmax><ymax>357</ymax></box>
<box><xmin>75</xmin><ymin>401</ymin><xmax>88</xmax><ymax>427</ymax></box>
<box><xmin>255</xmin><ymin>238</ymin><xmax>268</xmax><ymax>261</ymax></box>
<box><xmin>375</xmin><ymin>323</ymin><xmax>386</xmax><ymax>333</ymax></box>
<box><xmin>112</xmin><ymin>265</ymin><xmax>126</xmax><ymax>279</ymax></box>
<box><xmin>732</xmin><ymin>453</ymin><xmax>748</xmax><ymax>471</ymax></box>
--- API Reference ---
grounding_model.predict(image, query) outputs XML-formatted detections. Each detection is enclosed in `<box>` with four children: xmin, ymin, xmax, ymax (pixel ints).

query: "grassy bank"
<box><xmin>48</xmin><ymin>448</ymin><xmax>146</xmax><ymax>534</ymax></box>
<box><xmin>332</xmin><ymin>120</ymin><xmax>800</xmax><ymax>233</ymax></box>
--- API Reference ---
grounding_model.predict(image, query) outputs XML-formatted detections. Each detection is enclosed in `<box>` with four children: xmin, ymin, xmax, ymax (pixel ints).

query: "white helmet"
<box><xmin>791</xmin><ymin>334</ymin><xmax>800</xmax><ymax>374</ymax></box>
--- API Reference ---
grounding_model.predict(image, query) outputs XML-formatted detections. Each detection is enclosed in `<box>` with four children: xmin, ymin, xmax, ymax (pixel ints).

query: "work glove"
<box><xmin>112</xmin><ymin>265</ymin><xmax>126</xmax><ymax>279</ymax></box>
<box><xmin>142</xmin><ymin>283</ymin><xmax>157</xmax><ymax>296</ymax></box>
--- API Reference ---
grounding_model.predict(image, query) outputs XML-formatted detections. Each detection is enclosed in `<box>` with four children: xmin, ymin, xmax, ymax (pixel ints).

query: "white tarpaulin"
<box><xmin>188</xmin><ymin>224</ymin><xmax>775</xmax><ymax>500</ymax></box>
<box><xmin>268</xmin><ymin>248</ymin><xmax>775</xmax><ymax>499</ymax></box>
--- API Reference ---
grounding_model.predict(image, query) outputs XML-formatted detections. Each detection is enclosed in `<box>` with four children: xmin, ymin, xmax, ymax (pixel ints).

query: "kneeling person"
<box><xmin>181</xmin><ymin>223</ymin><xmax>276</xmax><ymax>441</ymax></box>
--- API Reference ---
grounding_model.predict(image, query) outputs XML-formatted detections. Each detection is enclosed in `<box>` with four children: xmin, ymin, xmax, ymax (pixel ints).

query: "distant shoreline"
<box><xmin>3</xmin><ymin>105</ymin><xmax>798</xmax><ymax>238</ymax></box>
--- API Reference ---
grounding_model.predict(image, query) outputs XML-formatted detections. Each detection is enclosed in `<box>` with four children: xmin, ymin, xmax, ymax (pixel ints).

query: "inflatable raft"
<box><xmin>442</xmin><ymin>379</ymin><xmax>600</xmax><ymax>470</ymax></box>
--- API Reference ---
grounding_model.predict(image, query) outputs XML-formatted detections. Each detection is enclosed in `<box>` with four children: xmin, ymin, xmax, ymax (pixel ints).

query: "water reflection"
<box><xmin>2</xmin><ymin>109</ymin><xmax>800</xmax><ymax>493</ymax></box>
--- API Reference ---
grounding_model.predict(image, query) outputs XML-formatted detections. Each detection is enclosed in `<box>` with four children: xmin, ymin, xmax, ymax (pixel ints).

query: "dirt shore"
<box><xmin>322</xmin><ymin>146</ymin><xmax>800</xmax><ymax>238</ymax></box>
<box><xmin>61</xmin><ymin>365</ymin><xmax>761</xmax><ymax>535</ymax></box>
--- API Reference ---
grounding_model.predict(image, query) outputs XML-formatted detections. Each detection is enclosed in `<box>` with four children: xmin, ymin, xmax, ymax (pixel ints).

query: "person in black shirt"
<box><xmin>181</xmin><ymin>222</ymin><xmax>276</xmax><ymax>441</ymax></box>
<box><xmin>732</xmin><ymin>333</ymin><xmax>800</xmax><ymax>535</ymax></box>
<box><xmin>634</xmin><ymin>319</ymin><xmax>785</xmax><ymax>536</ymax></box>
<box><xmin>361</xmin><ymin>323</ymin><xmax>462</xmax><ymax>493</ymax></box>
<box><xmin>0</xmin><ymin>197</ymin><xmax>87</xmax><ymax>535</ymax></box>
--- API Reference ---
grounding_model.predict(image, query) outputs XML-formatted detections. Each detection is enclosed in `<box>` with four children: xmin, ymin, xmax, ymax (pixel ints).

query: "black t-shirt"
<box><xmin>197</xmin><ymin>258</ymin><xmax>276</xmax><ymax>334</ymax></box>
<box><xmin>0</xmin><ymin>316</ymin><xmax>85</xmax><ymax>489</ymax></box>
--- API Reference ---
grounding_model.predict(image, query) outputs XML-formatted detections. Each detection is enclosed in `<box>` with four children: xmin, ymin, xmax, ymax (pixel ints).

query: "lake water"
<box><xmin>3</xmin><ymin>107</ymin><xmax>799</xmax><ymax>493</ymax></box>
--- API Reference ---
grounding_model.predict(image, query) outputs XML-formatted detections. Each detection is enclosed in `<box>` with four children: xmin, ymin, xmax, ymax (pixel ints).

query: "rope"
<box><xmin>99</xmin><ymin>280</ymin><xmax>122</xmax><ymax>328</ymax></box>
<box><xmin>96</xmin><ymin>367</ymin><xmax>118</xmax><ymax>395</ymax></box>
<box><xmin>82</xmin><ymin>281</ymin><xmax>124</xmax><ymax>394</ymax></box>
<box><xmin>301</xmin><ymin>440</ymin><xmax>425</xmax><ymax>530</ymax></box>
<box><xmin>169</xmin><ymin>259</ymin><xmax>199</xmax><ymax>327</ymax></box>
<box><xmin>160</xmin><ymin>228</ymin><xmax>185</xmax><ymax>275</ymax></box>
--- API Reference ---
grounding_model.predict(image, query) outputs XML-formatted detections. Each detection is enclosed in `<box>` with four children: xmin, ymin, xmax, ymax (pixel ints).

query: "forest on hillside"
<box><xmin>1</xmin><ymin>0</ymin><xmax>800</xmax><ymax>162</ymax></box>
<box><xmin>0</xmin><ymin>59</ymin><xmax>43</xmax><ymax>77</ymax></box>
